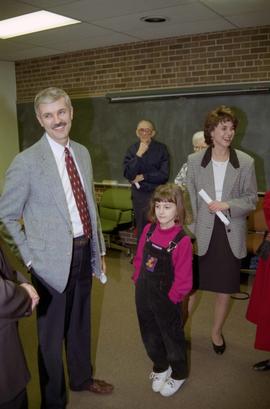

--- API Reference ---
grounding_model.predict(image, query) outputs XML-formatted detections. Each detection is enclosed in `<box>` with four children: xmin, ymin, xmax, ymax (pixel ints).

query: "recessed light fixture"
<box><xmin>140</xmin><ymin>16</ymin><xmax>168</xmax><ymax>23</ymax></box>
<box><xmin>0</xmin><ymin>10</ymin><xmax>81</xmax><ymax>39</ymax></box>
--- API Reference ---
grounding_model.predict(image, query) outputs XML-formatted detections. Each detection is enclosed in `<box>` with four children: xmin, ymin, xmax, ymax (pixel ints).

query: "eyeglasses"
<box><xmin>137</xmin><ymin>128</ymin><xmax>153</xmax><ymax>134</ymax></box>
<box><xmin>193</xmin><ymin>145</ymin><xmax>206</xmax><ymax>151</ymax></box>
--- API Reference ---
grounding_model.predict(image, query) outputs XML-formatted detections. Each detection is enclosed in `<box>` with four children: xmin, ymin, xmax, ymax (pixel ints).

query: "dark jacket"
<box><xmin>123</xmin><ymin>140</ymin><xmax>169</xmax><ymax>192</ymax></box>
<box><xmin>0</xmin><ymin>247</ymin><xmax>32</xmax><ymax>405</ymax></box>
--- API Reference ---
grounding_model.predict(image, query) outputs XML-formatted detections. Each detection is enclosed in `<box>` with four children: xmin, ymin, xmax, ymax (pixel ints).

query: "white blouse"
<box><xmin>212</xmin><ymin>158</ymin><xmax>229</xmax><ymax>201</ymax></box>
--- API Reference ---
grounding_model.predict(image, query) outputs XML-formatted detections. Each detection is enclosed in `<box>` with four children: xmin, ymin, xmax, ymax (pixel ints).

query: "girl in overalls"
<box><xmin>133</xmin><ymin>183</ymin><xmax>193</xmax><ymax>397</ymax></box>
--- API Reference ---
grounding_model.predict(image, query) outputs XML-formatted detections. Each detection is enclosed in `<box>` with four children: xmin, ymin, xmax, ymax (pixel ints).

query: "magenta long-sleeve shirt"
<box><xmin>133</xmin><ymin>223</ymin><xmax>193</xmax><ymax>304</ymax></box>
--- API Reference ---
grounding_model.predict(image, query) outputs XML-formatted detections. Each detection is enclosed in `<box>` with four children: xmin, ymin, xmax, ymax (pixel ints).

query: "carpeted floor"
<box><xmin>19</xmin><ymin>250</ymin><xmax>270</xmax><ymax>409</ymax></box>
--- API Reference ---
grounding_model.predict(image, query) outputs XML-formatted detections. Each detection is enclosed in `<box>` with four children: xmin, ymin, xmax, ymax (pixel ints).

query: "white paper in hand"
<box><xmin>198</xmin><ymin>189</ymin><xmax>230</xmax><ymax>226</ymax></box>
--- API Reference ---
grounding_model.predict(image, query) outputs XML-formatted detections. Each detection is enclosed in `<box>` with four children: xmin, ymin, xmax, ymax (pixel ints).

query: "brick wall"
<box><xmin>16</xmin><ymin>26</ymin><xmax>270</xmax><ymax>102</ymax></box>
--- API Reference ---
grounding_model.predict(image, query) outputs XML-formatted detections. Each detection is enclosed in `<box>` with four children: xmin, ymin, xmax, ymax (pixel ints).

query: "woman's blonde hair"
<box><xmin>148</xmin><ymin>183</ymin><xmax>185</xmax><ymax>225</ymax></box>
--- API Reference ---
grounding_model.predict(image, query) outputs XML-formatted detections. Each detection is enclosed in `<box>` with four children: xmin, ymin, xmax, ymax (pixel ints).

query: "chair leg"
<box><xmin>110</xmin><ymin>242</ymin><xmax>130</xmax><ymax>255</ymax></box>
<box><xmin>103</xmin><ymin>232</ymin><xmax>130</xmax><ymax>255</ymax></box>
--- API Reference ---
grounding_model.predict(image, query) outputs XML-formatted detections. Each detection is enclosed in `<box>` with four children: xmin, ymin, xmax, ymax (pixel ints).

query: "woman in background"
<box><xmin>246</xmin><ymin>191</ymin><xmax>270</xmax><ymax>371</ymax></box>
<box><xmin>187</xmin><ymin>105</ymin><xmax>257</xmax><ymax>354</ymax></box>
<box><xmin>175</xmin><ymin>131</ymin><xmax>207</xmax><ymax>188</ymax></box>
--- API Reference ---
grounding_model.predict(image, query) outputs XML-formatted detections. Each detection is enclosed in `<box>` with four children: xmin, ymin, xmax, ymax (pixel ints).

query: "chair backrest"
<box><xmin>247</xmin><ymin>195</ymin><xmax>267</xmax><ymax>233</ymax></box>
<box><xmin>99</xmin><ymin>188</ymin><xmax>133</xmax><ymax>232</ymax></box>
<box><xmin>246</xmin><ymin>195</ymin><xmax>267</xmax><ymax>255</ymax></box>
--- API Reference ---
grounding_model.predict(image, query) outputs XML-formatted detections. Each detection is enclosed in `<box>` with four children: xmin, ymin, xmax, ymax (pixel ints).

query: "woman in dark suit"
<box><xmin>0</xmin><ymin>245</ymin><xmax>39</xmax><ymax>409</ymax></box>
<box><xmin>123</xmin><ymin>119</ymin><xmax>169</xmax><ymax>240</ymax></box>
<box><xmin>186</xmin><ymin>106</ymin><xmax>257</xmax><ymax>354</ymax></box>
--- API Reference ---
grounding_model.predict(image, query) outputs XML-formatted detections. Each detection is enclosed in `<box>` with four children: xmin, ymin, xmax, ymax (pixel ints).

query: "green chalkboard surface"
<box><xmin>17</xmin><ymin>92</ymin><xmax>270</xmax><ymax>191</ymax></box>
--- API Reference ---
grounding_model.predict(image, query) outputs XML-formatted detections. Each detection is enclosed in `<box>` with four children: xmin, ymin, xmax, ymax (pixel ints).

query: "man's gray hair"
<box><xmin>34</xmin><ymin>87</ymin><xmax>72</xmax><ymax>114</ymax></box>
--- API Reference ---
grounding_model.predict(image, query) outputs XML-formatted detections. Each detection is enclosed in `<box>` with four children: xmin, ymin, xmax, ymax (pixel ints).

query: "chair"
<box><xmin>246</xmin><ymin>195</ymin><xmax>267</xmax><ymax>255</ymax></box>
<box><xmin>99</xmin><ymin>187</ymin><xmax>133</xmax><ymax>254</ymax></box>
<box><xmin>241</xmin><ymin>194</ymin><xmax>267</xmax><ymax>273</ymax></box>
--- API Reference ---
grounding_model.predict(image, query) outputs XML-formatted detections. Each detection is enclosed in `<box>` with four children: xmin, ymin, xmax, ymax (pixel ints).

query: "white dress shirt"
<box><xmin>46</xmin><ymin>134</ymin><xmax>84</xmax><ymax>238</ymax></box>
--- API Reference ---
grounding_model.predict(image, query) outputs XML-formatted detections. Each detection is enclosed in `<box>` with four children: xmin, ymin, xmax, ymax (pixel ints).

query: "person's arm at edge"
<box><xmin>0</xmin><ymin>275</ymin><xmax>33</xmax><ymax>319</ymax></box>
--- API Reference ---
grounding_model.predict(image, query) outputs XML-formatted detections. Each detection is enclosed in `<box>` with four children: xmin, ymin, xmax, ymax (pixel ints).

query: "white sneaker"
<box><xmin>160</xmin><ymin>377</ymin><xmax>186</xmax><ymax>397</ymax></box>
<box><xmin>149</xmin><ymin>367</ymin><xmax>172</xmax><ymax>392</ymax></box>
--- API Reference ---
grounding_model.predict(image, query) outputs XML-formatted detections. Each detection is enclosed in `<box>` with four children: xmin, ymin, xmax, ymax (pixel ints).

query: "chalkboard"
<box><xmin>17</xmin><ymin>92</ymin><xmax>270</xmax><ymax>191</ymax></box>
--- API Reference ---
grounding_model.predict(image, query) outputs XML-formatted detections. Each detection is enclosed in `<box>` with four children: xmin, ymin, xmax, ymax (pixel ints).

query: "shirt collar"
<box><xmin>46</xmin><ymin>133</ymin><xmax>70</xmax><ymax>159</ymax></box>
<box><xmin>201</xmin><ymin>146</ymin><xmax>239</xmax><ymax>169</ymax></box>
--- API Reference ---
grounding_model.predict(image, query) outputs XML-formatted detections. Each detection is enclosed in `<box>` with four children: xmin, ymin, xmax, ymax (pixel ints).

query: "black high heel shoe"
<box><xmin>212</xmin><ymin>335</ymin><xmax>226</xmax><ymax>355</ymax></box>
<box><xmin>253</xmin><ymin>359</ymin><xmax>270</xmax><ymax>371</ymax></box>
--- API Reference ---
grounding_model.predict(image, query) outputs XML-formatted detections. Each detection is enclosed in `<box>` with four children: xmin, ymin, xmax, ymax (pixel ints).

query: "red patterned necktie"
<box><xmin>64</xmin><ymin>147</ymin><xmax>92</xmax><ymax>238</ymax></box>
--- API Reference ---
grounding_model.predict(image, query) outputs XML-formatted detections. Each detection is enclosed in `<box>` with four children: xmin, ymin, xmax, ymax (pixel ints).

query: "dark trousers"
<box><xmin>132</xmin><ymin>189</ymin><xmax>153</xmax><ymax>240</ymax></box>
<box><xmin>32</xmin><ymin>241</ymin><xmax>92</xmax><ymax>409</ymax></box>
<box><xmin>135</xmin><ymin>277</ymin><xmax>188</xmax><ymax>380</ymax></box>
<box><xmin>0</xmin><ymin>389</ymin><xmax>28</xmax><ymax>409</ymax></box>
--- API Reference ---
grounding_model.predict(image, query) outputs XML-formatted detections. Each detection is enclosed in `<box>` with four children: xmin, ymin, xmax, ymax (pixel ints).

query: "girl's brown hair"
<box><xmin>204</xmin><ymin>105</ymin><xmax>238</xmax><ymax>146</ymax></box>
<box><xmin>148</xmin><ymin>183</ymin><xmax>185</xmax><ymax>225</ymax></box>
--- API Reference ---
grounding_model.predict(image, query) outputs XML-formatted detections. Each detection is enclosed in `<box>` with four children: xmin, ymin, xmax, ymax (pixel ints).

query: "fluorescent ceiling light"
<box><xmin>0</xmin><ymin>10</ymin><xmax>81</xmax><ymax>39</ymax></box>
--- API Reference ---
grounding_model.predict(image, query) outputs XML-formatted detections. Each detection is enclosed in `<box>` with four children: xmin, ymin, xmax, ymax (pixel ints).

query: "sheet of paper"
<box><xmin>198</xmin><ymin>189</ymin><xmax>230</xmax><ymax>226</ymax></box>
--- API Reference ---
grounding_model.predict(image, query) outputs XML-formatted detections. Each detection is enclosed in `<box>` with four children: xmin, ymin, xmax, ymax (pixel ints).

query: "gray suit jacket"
<box><xmin>186</xmin><ymin>147</ymin><xmax>258</xmax><ymax>258</ymax></box>
<box><xmin>0</xmin><ymin>135</ymin><xmax>105</xmax><ymax>292</ymax></box>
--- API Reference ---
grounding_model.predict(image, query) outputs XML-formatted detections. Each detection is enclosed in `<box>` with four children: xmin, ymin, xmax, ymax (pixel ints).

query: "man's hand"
<box><xmin>132</xmin><ymin>174</ymin><xmax>144</xmax><ymax>184</ymax></box>
<box><xmin>20</xmin><ymin>283</ymin><xmax>40</xmax><ymax>311</ymax></box>
<box><xmin>136</xmin><ymin>142</ymin><xmax>149</xmax><ymax>157</ymax></box>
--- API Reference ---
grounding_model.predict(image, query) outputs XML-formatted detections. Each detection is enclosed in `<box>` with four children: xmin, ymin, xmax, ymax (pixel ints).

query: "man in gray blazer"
<box><xmin>0</xmin><ymin>87</ymin><xmax>113</xmax><ymax>409</ymax></box>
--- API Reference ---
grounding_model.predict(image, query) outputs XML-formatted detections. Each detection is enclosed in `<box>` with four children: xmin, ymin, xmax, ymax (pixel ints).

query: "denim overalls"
<box><xmin>135</xmin><ymin>224</ymin><xmax>188</xmax><ymax>380</ymax></box>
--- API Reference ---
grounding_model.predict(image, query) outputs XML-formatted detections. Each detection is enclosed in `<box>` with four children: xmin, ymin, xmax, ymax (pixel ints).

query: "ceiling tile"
<box><xmin>201</xmin><ymin>0</ymin><xmax>270</xmax><ymax>15</ymax></box>
<box><xmin>228</xmin><ymin>11</ymin><xmax>270</xmax><ymax>28</ymax></box>
<box><xmin>0</xmin><ymin>0</ymin><xmax>37</xmax><ymax>20</ymax></box>
<box><xmin>49</xmin><ymin>0</ymin><xmax>197</xmax><ymax>22</ymax></box>
<box><xmin>7</xmin><ymin>22</ymin><xmax>114</xmax><ymax>46</ymax></box>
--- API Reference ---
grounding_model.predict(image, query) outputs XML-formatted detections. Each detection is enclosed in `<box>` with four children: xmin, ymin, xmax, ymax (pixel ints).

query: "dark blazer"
<box><xmin>123</xmin><ymin>139</ymin><xmax>169</xmax><ymax>192</ymax></box>
<box><xmin>0</xmin><ymin>247</ymin><xmax>32</xmax><ymax>405</ymax></box>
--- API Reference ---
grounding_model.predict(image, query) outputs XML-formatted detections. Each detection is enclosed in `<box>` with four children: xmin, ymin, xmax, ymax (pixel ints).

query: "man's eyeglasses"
<box><xmin>138</xmin><ymin>128</ymin><xmax>153</xmax><ymax>134</ymax></box>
